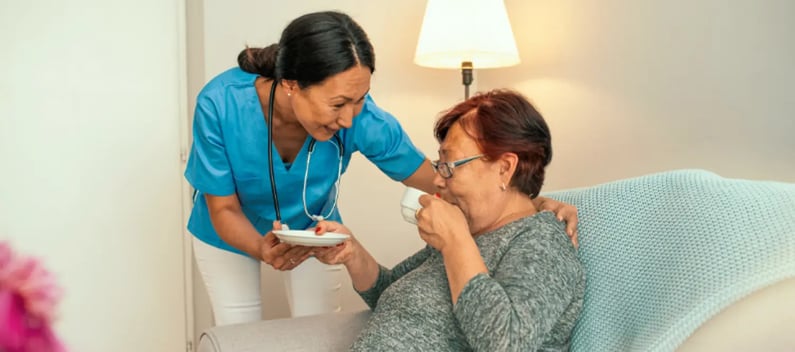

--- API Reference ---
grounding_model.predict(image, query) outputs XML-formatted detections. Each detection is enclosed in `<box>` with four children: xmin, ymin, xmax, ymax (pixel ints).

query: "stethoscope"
<box><xmin>266</xmin><ymin>81</ymin><xmax>344</xmax><ymax>224</ymax></box>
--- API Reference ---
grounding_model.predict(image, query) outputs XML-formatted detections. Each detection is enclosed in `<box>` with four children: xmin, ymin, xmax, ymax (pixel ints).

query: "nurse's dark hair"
<box><xmin>434</xmin><ymin>89</ymin><xmax>553</xmax><ymax>199</ymax></box>
<box><xmin>237</xmin><ymin>11</ymin><xmax>375</xmax><ymax>88</ymax></box>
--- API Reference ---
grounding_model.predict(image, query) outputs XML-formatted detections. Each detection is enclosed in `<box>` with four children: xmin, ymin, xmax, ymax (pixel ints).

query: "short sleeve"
<box><xmin>184</xmin><ymin>93</ymin><xmax>236</xmax><ymax>196</ymax></box>
<box><xmin>351</xmin><ymin>96</ymin><xmax>425</xmax><ymax>181</ymax></box>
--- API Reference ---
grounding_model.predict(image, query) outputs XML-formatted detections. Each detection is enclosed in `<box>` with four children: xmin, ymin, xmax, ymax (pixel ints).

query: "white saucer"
<box><xmin>273</xmin><ymin>230</ymin><xmax>350</xmax><ymax>247</ymax></box>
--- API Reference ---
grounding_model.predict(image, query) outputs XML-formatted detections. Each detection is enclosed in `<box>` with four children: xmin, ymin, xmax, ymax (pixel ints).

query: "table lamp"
<box><xmin>414</xmin><ymin>0</ymin><xmax>520</xmax><ymax>99</ymax></box>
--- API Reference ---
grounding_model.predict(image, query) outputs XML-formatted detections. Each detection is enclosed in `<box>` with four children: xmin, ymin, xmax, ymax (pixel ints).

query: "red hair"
<box><xmin>434</xmin><ymin>89</ymin><xmax>552</xmax><ymax>198</ymax></box>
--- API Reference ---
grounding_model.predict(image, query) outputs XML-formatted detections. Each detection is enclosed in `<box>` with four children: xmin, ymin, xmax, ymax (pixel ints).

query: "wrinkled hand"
<box><xmin>415</xmin><ymin>194</ymin><xmax>472</xmax><ymax>252</ymax></box>
<box><xmin>312</xmin><ymin>221</ymin><xmax>358</xmax><ymax>266</ymax></box>
<box><xmin>536</xmin><ymin>197</ymin><xmax>579</xmax><ymax>248</ymax></box>
<box><xmin>259</xmin><ymin>221</ymin><xmax>314</xmax><ymax>271</ymax></box>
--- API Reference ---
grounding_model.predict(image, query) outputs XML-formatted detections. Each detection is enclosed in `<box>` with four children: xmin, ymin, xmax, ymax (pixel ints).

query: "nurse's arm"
<box><xmin>204</xmin><ymin>193</ymin><xmax>267</xmax><ymax>260</ymax></box>
<box><xmin>401</xmin><ymin>159</ymin><xmax>437</xmax><ymax>194</ymax></box>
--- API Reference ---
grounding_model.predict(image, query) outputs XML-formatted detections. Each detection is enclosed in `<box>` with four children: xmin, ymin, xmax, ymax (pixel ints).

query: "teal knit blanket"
<box><xmin>545</xmin><ymin>169</ymin><xmax>795</xmax><ymax>351</ymax></box>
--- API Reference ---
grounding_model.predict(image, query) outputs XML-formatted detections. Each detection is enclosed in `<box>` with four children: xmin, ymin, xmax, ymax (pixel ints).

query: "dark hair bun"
<box><xmin>237</xmin><ymin>43</ymin><xmax>279</xmax><ymax>77</ymax></box>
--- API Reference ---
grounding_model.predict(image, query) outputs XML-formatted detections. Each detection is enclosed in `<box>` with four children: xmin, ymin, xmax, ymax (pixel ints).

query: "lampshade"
<box><xmin>414</xmin><ymin>0</ymin><xmax>520</xmax><ymax>69</ymax></box>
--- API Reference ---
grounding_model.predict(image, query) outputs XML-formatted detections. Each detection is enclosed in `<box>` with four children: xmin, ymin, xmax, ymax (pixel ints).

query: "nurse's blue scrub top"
<box><xmin>185</xmin><ymin>68</ymin><xmax>425</xmax><ymax>255</ymax></box>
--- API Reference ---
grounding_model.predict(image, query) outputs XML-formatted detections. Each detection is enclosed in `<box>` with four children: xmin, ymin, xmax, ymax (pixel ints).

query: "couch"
<box><xmin>198</xmin><ymin>169</ymin><xmax>795</xmax><ymax>351</ymax></box>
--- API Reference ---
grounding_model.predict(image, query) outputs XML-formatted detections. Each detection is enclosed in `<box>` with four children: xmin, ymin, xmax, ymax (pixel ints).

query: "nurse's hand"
<box><xmin>260</xmin><ymin>221</ymin><xmax>314</xmax><ymax>271</ymax></box>
<box><xmin>534</xmin><ymin>196</ymin><xmax>579</xmax><ymax>248</ymax></box>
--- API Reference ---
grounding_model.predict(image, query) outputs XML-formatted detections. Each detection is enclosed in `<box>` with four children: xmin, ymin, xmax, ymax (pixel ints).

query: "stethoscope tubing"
<box><xmin>267</xmin><ymin>81</ymin><xmax>282</xmax><ymax>220</ymax></box>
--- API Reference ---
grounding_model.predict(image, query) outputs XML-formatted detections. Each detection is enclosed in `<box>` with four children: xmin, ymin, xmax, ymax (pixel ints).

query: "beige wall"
<box><xmin>487</xmin><ymin>0</ymin><xmax>795</xmax><ymax>190</ymax></box>
<box><xmin>189</xmin><ymin>0</ymin><xmax>795</xmax><ymax>338</ymax></box>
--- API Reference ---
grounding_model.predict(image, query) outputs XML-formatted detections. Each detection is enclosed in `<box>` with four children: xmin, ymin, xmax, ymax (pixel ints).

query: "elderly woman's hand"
<box><xmin>312</xmin><ymin>221</ymin><xmax>359</xmax><ymax>266</ymax></box>
<box><xmin>535</xmin><ymin>197</ymin><xmax>579</xmax><ymax>248</ymax></box>
<box><xmin>415</xmin><ymin>194</ymin><xmax>473</xmax><ymax>252</ymax></box>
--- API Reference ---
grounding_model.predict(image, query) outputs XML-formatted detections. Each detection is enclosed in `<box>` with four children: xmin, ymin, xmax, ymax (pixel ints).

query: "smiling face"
<box><xmin>283</xmin><ymin>65</ymin><xmax>371</xmax><ymax>141</ymax></box>
<box><xmin>434</xmin><ymin>119</ymin><xmax>506</xmax><ymax>234</ymax></box>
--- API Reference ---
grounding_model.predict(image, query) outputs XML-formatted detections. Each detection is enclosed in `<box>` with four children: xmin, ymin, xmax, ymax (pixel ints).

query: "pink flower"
<box><xmin>0</xmin><ymin>242</ymin><xmax>66</xmax><ymax>352</ymax></box>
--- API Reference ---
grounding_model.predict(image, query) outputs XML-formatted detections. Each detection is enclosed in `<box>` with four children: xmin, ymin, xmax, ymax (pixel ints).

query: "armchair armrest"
<box><xmin>198</xmin><ymin>310</ymin><xmax>371</xmax><ymax>352</ymax></box>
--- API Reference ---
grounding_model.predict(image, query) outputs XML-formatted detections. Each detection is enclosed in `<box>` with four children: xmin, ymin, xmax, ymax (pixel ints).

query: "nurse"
<box><xmin>185</xmin><ymin>11</ymin><xmax>579</xmax><ymax>326</ymax></box>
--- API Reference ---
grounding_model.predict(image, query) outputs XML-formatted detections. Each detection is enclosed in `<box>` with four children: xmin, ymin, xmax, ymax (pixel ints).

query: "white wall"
<box><xmin>486</xmin><ymin>0</ymin><xmax>795</xmax><ymax>190</ymax></box>
<box><xmin>191</xmin><ymin>0</ymin><xmax>795</xmax><ymax>337</ymax></box>
<box><xmin>0</xmin><ymin>1</ymin><xmax>189</xmax><ymax>351</ymax></box>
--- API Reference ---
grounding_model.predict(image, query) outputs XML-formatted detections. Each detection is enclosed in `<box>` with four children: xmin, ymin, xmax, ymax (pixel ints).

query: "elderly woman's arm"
<box><xmin>450</xmin><ymin>228</ymin><xmax>584</xmax><ymax>352</ymax></box>
<box><xmin>313</xmin><ymin>221</ymin><xmax>436</xmax><ymax>309</ymax></box>
<box><xmin>354</xmin><ymin>247</ymin><xmax>433</xmax><ymax>309</ymax></box>
<box><xmin>440</xmin><ymin>238</ymin><xmax>488</xmax><ymax>305</ymax></box>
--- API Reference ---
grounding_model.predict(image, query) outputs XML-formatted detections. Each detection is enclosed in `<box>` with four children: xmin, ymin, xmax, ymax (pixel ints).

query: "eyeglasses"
<box><xmin>431</xmin><ymin>154</ymin><xmax>484</xmax><ymax>179</ymax></box>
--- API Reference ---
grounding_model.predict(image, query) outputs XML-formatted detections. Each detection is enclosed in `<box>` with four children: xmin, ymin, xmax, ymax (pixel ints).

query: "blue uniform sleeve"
<box><xmin>184</xmin><ymin>93</ymin><xmax>236</xmax><ymax>196</ymax></box>
<box><xmin>351</xmin><ymin>97</ymin><xmax>426</xmax><ymax>181</ymax></box>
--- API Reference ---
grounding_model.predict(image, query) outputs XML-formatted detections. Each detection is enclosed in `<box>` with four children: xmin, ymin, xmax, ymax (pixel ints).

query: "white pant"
<box><xmin>192</xmin><ymin>237</ymin><xmax>343</xmax><ymax>326</ymax></box>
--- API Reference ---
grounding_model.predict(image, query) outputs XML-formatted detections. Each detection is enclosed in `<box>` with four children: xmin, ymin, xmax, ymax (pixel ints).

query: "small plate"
<box><xmin>273</xmin><ymin>230</ymin><xmax>350</xmax><ymax>247</ymax></box>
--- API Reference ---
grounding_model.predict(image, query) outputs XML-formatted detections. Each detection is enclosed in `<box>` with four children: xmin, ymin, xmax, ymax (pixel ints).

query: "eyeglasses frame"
<box><xmin>430</xmin><ymin>154</ymin><xmax>485</xmax><ymax>179</ymax></box>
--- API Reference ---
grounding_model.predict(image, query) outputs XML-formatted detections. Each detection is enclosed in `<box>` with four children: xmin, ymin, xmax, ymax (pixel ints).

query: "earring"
<box><xmin>287</xmin><ymin>92</ymin><xmax>291</xmax><ymax>97</ymax></box>
<box><xmin>500</xmin><ymin>183</ymin><xmax>507</xmax><ymax>191</ymax></box>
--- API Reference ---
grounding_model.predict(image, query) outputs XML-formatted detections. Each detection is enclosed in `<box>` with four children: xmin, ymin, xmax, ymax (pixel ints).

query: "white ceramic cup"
<box><xmin>400</xmin><ymin>187</ymin><xmax>427</xmax><ymax>225</ymax></box>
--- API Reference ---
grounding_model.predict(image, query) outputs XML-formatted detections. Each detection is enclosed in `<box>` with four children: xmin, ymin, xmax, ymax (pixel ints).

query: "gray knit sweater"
<box><xmin>349</xmin><ymin>211</ymin><xmax>585</xmax><ymax>352</ymax></box>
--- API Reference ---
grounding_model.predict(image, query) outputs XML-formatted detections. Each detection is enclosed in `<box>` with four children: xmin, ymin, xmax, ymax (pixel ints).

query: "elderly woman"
<box><xmin>314</xmin><ymin>89</ymin><xmax>585</xmax><ymax>351</ymax></box>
